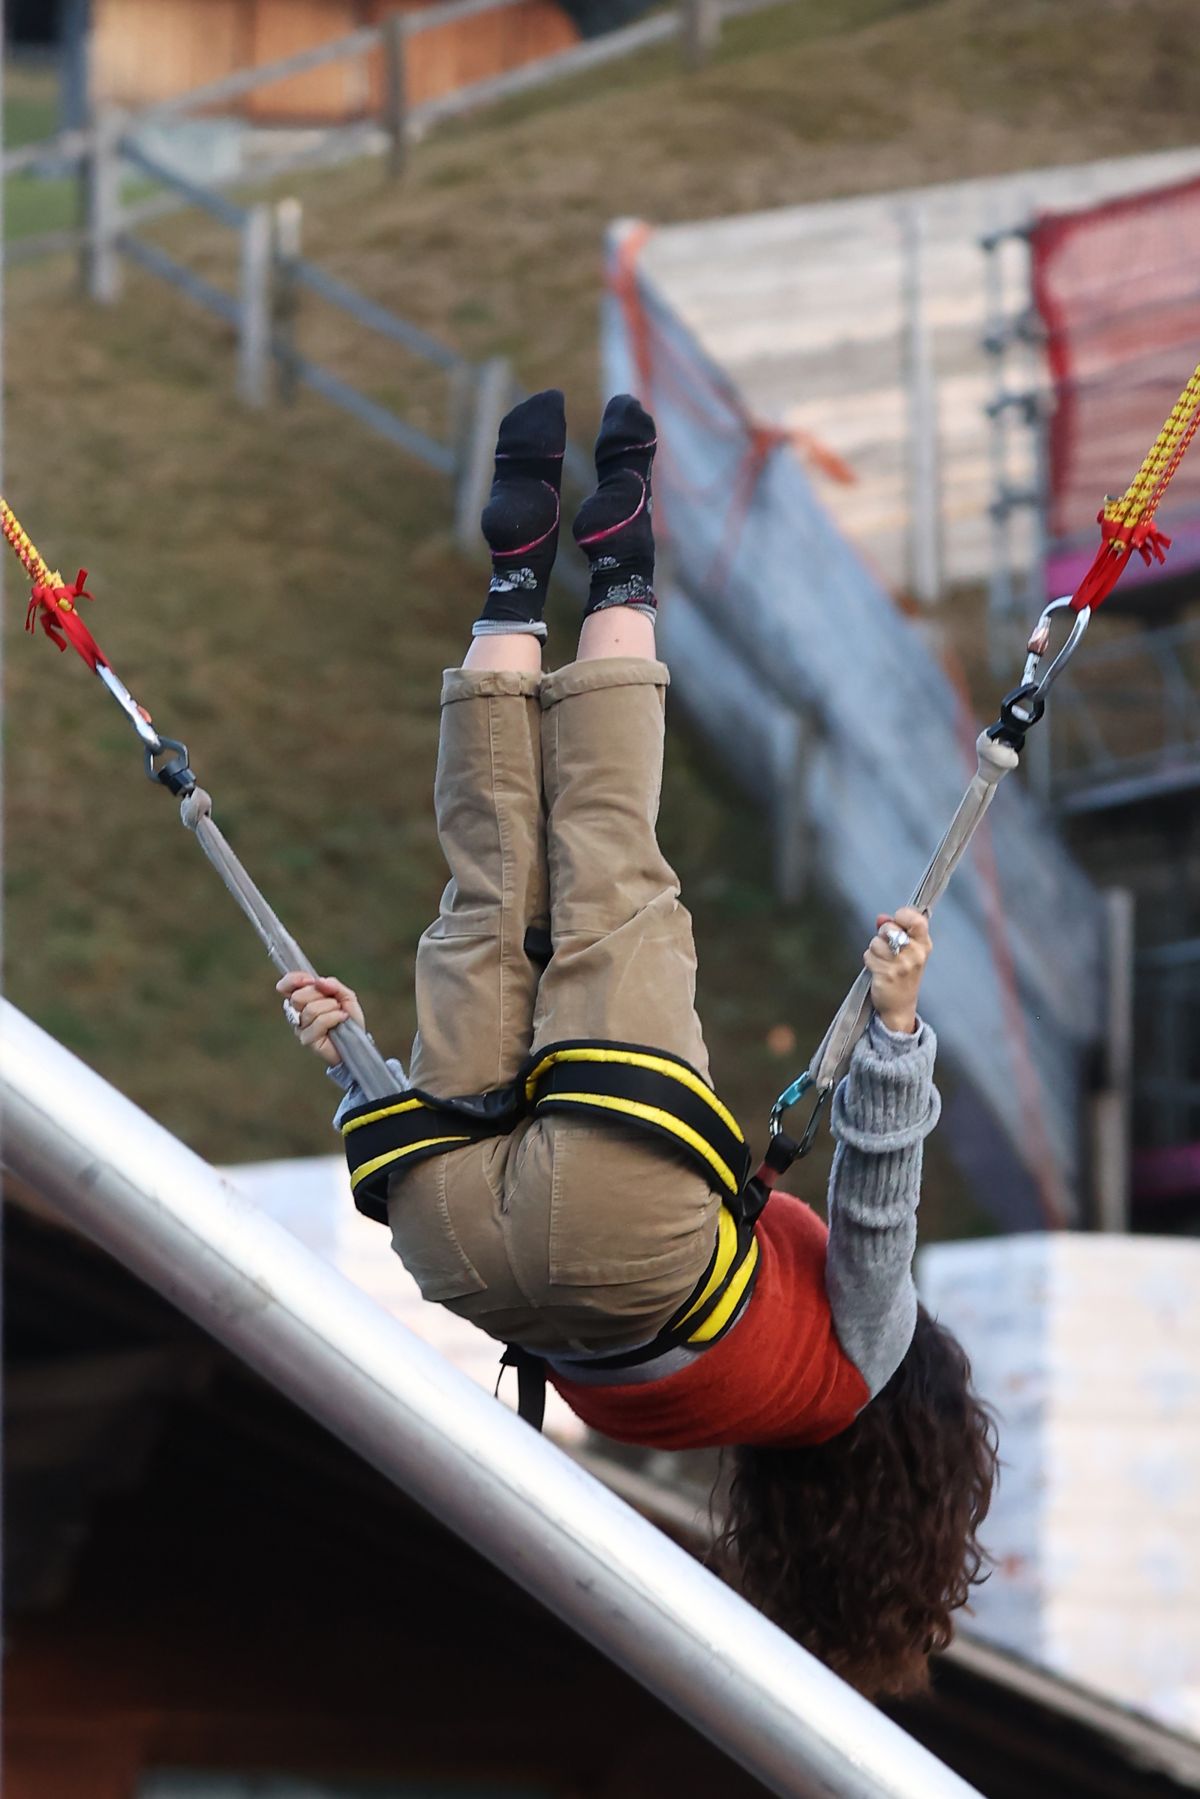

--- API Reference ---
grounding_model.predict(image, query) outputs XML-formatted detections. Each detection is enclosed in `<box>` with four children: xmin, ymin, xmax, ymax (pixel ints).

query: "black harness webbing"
<box><xmin>339</xmin><ymin>1038</ymin><xmax>766</xmax><ymax>1430</ymax></box>
<box><xmin>340</xmin><ymin>1038</ymin><xmax>754</xmax><ymax>1226</ymax></box>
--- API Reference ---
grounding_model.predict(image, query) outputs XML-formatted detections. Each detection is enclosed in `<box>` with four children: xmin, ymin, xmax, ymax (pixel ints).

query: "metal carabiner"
<box><xmin>1020</xmin><ymin>594</ymin><xmax>1092</xmax><ymax>707</ymax></box>
<box><xmin>768</xmin><ymin>1070</ymin><xmax>830</xmax><ymax>1158</ymax></box>
<box><xmin>97</xmin><ymin>663</ymin><xmax>163</xmax><ymax>754</ymax></box>
<box><xmin>988</xmin><ymin>595</ymin><xmax>1093</xmax><ymax>750</ymax></box>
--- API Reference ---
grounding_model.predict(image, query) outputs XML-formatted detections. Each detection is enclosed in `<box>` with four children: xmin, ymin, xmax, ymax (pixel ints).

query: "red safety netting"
<box><xmin>1031</xmin><ymin>175</ymin><xmax>1200</xmax><ymax>600</ymax></box>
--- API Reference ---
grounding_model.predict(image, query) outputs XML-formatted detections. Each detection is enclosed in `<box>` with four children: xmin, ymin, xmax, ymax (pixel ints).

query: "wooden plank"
<box><xmin>83</xmin><ymin>107</ymin><xmax>124</xmax><ymax>303</ymax></box>
<box><xmin>92</xmin><ymin>0</ymin><xmax>247</xmax><ymax>108</ymax></box>
<box><xmin>412</xmin><ymin>11</ymin><xmax>679</xmax><ymax>129</ymax></box>
<box><xmin>237</xmin><ymin>203</ymin><xmax>274</xmax><ymax>406</ymax></box>
<box><xmin>120</xmin><ymin>233</ymin><xmax>241</xmax><ymax>325</ymax></box>
<box><xmin>139</xmin><ymin>20</ymin><xmax>382</xmax><ymax>121</ymax></box>
<box><xmin>370</xmin><ymin>0</ymin><xmax>551</xmax><ymax>110</ymax></box>
<box><xmin>246</xmin><ymin>0</ymin><xmax>368</xmax><ymax>123</ymax></box>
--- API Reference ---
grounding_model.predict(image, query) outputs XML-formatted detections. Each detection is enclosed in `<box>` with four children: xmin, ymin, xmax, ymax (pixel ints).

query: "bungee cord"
<box><xmin>1068</xmin><ymin>359</ymin><xmax>1200</xmax><ymax>615</ymax></box>
<box><xmin>6</xmin><ymin>355</ymin><xmax>1200</xmax><ymax>1191</ymax></box>
<box><xmin>761</xmin><ymin>359</ymin><xmax>1200</xmax><ymax>1184</ymax></box>
<box><xmin>3</xmin><ymin>498</ymin><xmax>394</xmax><ymax>1103</ymax></box>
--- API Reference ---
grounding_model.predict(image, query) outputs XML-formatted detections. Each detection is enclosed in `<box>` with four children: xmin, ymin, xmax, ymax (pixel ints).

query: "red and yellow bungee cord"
<box><xmin>1069</xmin><ymin>359</ymin><xmax>1200</xmax><ymax>613</ymax></box>
<box><xmin>1</xmin><ymin>496</ymin><xmax>108</xmax><ymax>672</ymax></box>
<box><xmin>0</xmin><ymin>494</ymin><xmax>168</xmax><ymax>753</ymax></box>
<box><xmin>2</xmin><ymin>497</ymin><xmax>399</xmax><ymax>1101</ymax></box>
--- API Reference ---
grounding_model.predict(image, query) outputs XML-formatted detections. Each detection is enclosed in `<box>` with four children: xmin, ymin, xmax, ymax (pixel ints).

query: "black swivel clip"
<box><xmin>146</xmin><ymin>736</ymin><xmax>197</xmax><ymax>797</ymax></box>
<box><xmin>986</xmin><ymin>682</ymin><xmax>1046</xmax><ymax>754</ymax></box>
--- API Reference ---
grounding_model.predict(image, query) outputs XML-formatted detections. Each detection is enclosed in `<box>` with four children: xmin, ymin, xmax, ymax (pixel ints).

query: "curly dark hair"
<box><xmin>713</xmin><ymin>1304</ymin><xmax>999</xmax><ymax>1699</ymax></box>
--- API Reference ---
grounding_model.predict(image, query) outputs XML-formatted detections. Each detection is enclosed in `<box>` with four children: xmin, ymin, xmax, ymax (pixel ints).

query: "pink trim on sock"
<box><xmin>492</xmin><ymin>483</ymin><xmax>561</xmax><ymax>558</ymax></box>
<box><xmin>495</xmin><ymin>449</ymin><xmax>565</xmax><ymax>459</ymax></box>
<box><xmin>575</xmin><ymin>476</ymin><xmax>647</xmax><ymax>547</ymax></box>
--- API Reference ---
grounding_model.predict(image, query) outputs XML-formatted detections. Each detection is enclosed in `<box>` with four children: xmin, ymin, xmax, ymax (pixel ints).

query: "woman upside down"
<box><xmin>278</xmin><ymin>389</ymin><xmax>999</xmax><ymax>1700</ymax></box>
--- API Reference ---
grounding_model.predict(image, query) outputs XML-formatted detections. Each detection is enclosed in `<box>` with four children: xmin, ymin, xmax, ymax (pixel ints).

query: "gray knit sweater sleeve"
<box><xmin>824</xmin><ymin>1014</ymin><xmax>941</xmax><ymax>1398</ymax></box>
<box><xmin>327</xmin><ymin>1053</ymin><xmax>409</xmax><ymax>1130</ymax></box>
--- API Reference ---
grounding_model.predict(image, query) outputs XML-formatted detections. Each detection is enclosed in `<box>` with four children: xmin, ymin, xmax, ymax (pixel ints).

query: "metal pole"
<box><xmin>1088</xmin><ymin>886</ymin><xmax>1134</xmax><ymax>1233</ymax></box>
<box><xmin>982</xmin><ymin>227</ymin><xmax>1012</xmax><ymax>678</ymax></box>
<box><xmin>0</xmin><ymin>1002</ymin><xmax>980</xmax><ymax>1799</ymax></box>
<box><xmin>900</xmin><ymin>202</ymin><xmax>942</xmax><ymax>605</ymax></box>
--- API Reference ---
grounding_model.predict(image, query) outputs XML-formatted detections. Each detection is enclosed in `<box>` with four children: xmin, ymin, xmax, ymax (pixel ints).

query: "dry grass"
<box><xmin>7</xmin><ymin>0</ymin><xmax>1195</xmax><ymax>1230</ymax></box>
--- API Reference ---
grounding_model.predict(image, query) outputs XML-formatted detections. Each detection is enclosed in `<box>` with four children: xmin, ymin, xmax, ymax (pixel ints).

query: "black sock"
<box><xmin>572</xmin><ymin>394</ymin><xmax>657</xmax><ymax>620</ymax></box>
<box><xmin>475</xmin><ymin>389</ymin><xmax>566</xmax><ymax>639</ymax></box>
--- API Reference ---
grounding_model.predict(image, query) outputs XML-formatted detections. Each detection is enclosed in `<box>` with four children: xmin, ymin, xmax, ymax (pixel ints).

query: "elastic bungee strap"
<box><xmin>1068</xmin><ymin>360</ymin><xmax>1200</xmax><ymax>615</ymax></box>
<box><xmin>763</xmin><ymin>356</ymin><xmax>1200</xmax><ymax>1188</ymax></box>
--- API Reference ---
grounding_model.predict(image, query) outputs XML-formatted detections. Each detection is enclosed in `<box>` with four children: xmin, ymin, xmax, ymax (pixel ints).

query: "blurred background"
<box><xmin>3</xmin><ymin>2</ymin><xmax>1200</xmax><ymax>1795</ymax></box>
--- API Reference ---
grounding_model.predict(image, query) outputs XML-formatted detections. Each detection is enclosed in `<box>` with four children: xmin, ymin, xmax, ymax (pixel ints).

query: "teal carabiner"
<box><xmin>768</xmin><ymin>1070</ymin><xmax>829</xmax><ymax>1158</ymax></box>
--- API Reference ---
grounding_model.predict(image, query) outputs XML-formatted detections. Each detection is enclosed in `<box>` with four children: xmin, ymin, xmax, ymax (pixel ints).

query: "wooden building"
<box><xmin>91</xmin><ymin>0</ymin><xmax>580</xmax><ymax>121</ymax></box>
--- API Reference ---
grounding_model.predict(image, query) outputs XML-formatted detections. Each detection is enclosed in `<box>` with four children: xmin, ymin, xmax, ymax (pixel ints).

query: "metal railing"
<box><xmin>0</xmin><ymin>1001</ymin><xmax>981</xmax><ymax>1799</ymax></box>
<box><xmin>1135</xmin><ymin>939</ymin><xmax>1200</xmax><ymax>1149</ymax></box>
<box><xmin>1050</xmin><ymin>616</ymin><xmax>1200</xmax><ymax>812</ymax></box>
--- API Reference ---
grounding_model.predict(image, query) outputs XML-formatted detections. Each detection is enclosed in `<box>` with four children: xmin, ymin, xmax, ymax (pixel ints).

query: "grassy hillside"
<box><xmin>7</xmin><ymin>0</ymin><xmax>1197</xmax><ymax>1233</ymax></box>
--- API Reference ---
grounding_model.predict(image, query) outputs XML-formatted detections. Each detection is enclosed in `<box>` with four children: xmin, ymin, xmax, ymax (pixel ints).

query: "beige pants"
<box><xmin>389</xmin><ymin>657</ymin><xmax>721</xmax><ymax>1355</ymax></box>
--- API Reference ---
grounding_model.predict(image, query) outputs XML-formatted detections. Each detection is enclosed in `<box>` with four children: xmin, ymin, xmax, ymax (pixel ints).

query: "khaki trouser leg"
<box><xmin>391</xmin><ymin>656</ymin><xmax>719</xmax><ymax>1357</ymax></box>
<box><xmin>496</xmin><ymin>657</ymin><xmax>720</xmax><ymax>1350</ymax></box>
<box><xmin>533</xmin><ymin>657</ymin><xmax>710</xmax><ymax>1070</ymax></box>
<box><xmin>388</xmin><ymin>667</ymin><xmax>548</xmax><ymax>1319</ymax></box>
<box><xmin>407</xmin><ymin>666</ymin><xmax>548</xmax><ymax>1095</ymax></box>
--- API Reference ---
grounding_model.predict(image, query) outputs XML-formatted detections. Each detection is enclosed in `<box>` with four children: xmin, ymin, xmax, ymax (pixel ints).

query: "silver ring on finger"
<box><xmin>282</xmin><ymin>998</ymin><xmax>302</xmax><ymax>1030</ymax></box>
<box><xmin>883</xmin><ymin>926</ymin><xmax>910</xmax><ymax>958</ymax></box>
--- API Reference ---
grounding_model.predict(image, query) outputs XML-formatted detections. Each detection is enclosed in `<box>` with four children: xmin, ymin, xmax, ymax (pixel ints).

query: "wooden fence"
<box><xmin>5</xmin><ymin>0</ymin><xmax>773</xmax><ymax>266</ymax></box>
<box><xmin>100</xmin><ymin>137</ymin><xmax>594</xmax><ymax>605</ymax></box>
<box><xmin>3</xmin><ymin>0</ymin><xmax>783</xmax><ymax>545</ymax></box>
<box><xmin>4</xmin><ymin>0</ymin><xmax>790</xmax><ymax>567</ymax></box>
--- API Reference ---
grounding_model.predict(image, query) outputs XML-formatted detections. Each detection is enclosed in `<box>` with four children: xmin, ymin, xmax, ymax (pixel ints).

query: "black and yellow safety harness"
<box><xmin>340</xmin><ymin>1028</ymin><xmax>773</xmax><ymax>1426</ymax></box>
<box><xmin>8</xmin><ymin>356</ymin><xmax>1200</xmax><ymax>1427</ymax></box>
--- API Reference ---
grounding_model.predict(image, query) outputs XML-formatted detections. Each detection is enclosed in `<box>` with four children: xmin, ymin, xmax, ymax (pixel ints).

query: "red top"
<box><xmin>548</xmin><ymin>1193</ymin><xmax>870</xmax><ymax>1449</ymax></box>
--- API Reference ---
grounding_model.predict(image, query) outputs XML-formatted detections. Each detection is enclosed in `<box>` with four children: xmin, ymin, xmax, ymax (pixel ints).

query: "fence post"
<box><xmin>455</xmin><ymin>357</ymin><xmax>513</xmax><ymax>556</ymax></box>
<box><xmin>772</xmin><ymin>710</ymin><xmax>814</xmax><ymax>905</ymax></box>
<box><xmin>238</xmin><ymin>203</ymin><xmax>274</xmax><ymax>408</ymax></box>
<box><xmin>381</xmin><ymin>12</ymin><xmax>409</xmax><ymax>178</ymax></box>
<box><xmin>901</xmin><ymin>201</ymin><xmax>942</xmax><ymax>605</ymax></box>
<box><xmin>272</xmin><ymin>197</ymin><xmax>303</xmax><ymax>406</ymax></box>
<box><xmin>1088</xmin><ymin>887</ymin><xmax>1135</xmax><ymax>1233</ymax></box>
<box><xmin>681</xmin><ymin>0</ymin><xmax>721</xmax><ymax>70</ymax></box>
<box><xmin>83</xmin><ymin>104</ymin><xmax>124</xmax><ymax>303</ymax></box>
